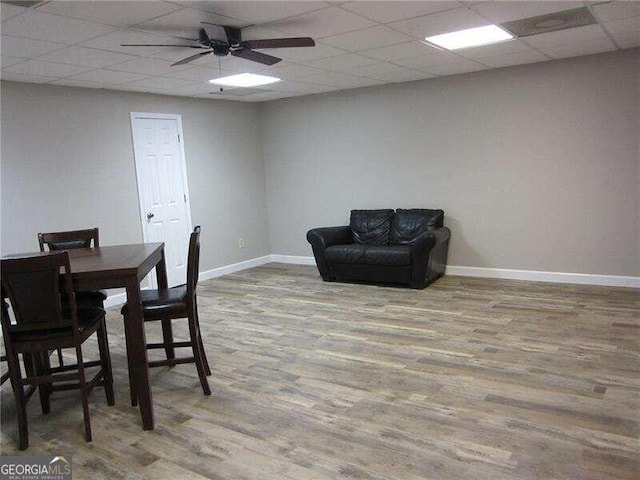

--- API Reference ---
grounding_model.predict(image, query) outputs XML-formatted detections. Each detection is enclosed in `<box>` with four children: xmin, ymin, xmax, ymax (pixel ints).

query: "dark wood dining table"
<box><xmin>3</xmin><ymin>243</ymin><xmax>166</xmax><ymax>431</ymax></box>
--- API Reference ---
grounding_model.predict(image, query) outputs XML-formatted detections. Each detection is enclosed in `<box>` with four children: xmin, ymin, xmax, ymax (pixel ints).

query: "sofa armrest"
<box><xmin>307</xmin><ymin>226</ymin><xmax>353</xmax><ymax>281</ymax></box>
<box><xmin>409</xmin><ymin>227</ymin><xmax>451</xmax><ymax>288</ymax></box>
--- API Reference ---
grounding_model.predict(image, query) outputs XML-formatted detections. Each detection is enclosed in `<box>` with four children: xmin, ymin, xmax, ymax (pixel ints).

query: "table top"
<box><xmin>3</xmin><ymin>243</ymin><xmax>164</xmax><ymax>279</ymax></box>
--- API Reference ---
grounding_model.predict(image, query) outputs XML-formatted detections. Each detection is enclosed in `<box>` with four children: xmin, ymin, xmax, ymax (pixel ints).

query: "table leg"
<box><xmin>125</xmin><ymin>280</ymin><xmax>154</xmax><ymax>430</ymax></box>
<box><xmin>155</xmin><ymin>247</ymin><xmax>175</xmax><ymax>363</ymax></box>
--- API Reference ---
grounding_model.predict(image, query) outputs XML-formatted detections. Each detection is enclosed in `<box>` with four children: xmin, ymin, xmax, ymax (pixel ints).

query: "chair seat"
<box><xmin>12</xmin><ymin>307</ymin><xmax>105</xmax><ymax>345</ymax></box>
<box><xmin>121</xmin><ymin>285</ymin><xmax>188</xmax><ymax>318</ymax></box>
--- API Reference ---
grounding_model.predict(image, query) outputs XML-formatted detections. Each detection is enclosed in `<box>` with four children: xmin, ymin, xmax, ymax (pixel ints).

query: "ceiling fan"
<box><xmin>121</xmin><ymin>23</ymin><xmax>315</xmax><ymax>67</ymax></box>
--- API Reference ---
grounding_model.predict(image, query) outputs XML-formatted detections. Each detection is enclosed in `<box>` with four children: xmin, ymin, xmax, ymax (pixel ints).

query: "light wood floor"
<box><xmin>1</xmin><ymin>264</ymin><xmax>639</xmax><ymax>479</ymax></box>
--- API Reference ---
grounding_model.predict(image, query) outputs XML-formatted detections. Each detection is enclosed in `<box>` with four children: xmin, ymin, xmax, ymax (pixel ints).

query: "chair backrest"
<box><xmin>38</xmin><ymin>228</ymin><xmax>100</xmax><ymax>252</ymax></box>
<box><xmin>186</xmin><ymin>226</ymin><xmax>201</xmax><ymax>299</ymax></box>
<box><xmin>0</xmin><ymin>252</ymin><xmax>76</xmax><ymax>335</ymax></box>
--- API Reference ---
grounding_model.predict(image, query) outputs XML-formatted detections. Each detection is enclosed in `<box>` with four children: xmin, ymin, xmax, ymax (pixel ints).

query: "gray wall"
<box><xmin>261</xmin><ymin>49</ymin><xmax>640</xmax><ymax>277</ymax></box>
<box><xmin>0</xmin><ymin>82</ymin><xmax>270</xmax><ymax>271</ymax></box>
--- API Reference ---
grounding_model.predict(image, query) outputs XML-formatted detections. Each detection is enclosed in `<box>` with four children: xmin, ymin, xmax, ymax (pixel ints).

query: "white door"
<box><xmin>130</xmin><ymin>113</ymin><xmax>193</xmax><ymax>288</ymax></box>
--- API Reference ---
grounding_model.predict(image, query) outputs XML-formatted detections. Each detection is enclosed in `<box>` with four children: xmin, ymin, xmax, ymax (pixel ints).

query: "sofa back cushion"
<box><xmin>350</xmin><ymin>209</ymin><xmax>394</xmax><ymax>245</ymax></box>
<box><xmin>390</xmin><ymin>209</ymin><xmax>444</xmax><ymax>244</ymax></box>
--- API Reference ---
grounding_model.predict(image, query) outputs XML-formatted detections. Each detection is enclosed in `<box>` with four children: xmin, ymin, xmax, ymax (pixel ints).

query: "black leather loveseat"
<box><xmin>307</xmin><ymin>209</ymin><xmax>450</xmax><ymax>289</ymax></box>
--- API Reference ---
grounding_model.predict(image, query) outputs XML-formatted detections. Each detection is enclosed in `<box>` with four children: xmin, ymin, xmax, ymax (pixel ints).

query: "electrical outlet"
<box><xmin>238</xmin><ymin>238</ymin><xmax>244</xmax><ymax>249</ymax></box>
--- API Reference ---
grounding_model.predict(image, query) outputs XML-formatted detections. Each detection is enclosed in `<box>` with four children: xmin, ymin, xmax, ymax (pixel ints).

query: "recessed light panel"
<box><xmin>425</xmin><ymin>25</ymin><xmax>513</xmax><ymax>50</ymax></box>
<box><xmin>208</xmin><ymin>73</ymin><xmax>281</xmax><ymax>88</ymax></box>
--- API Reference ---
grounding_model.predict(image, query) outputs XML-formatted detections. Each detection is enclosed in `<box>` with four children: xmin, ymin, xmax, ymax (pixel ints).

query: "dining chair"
<box><xmin>38</xmin><ymin>228</ymin><xmax>108</xmax><ymax>366</ymax></box>
<box><xmin>121</xmin><ymin>226</ymin><xmax>210</xmax><ymax>404</ymax></box>
<box><xmin>1</xmin><ymin>251</ymin><xmax>114</xmax><ymax>450</ymax></box>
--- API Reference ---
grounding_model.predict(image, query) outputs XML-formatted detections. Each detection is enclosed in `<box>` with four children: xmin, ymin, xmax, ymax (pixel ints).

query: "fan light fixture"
<box><xmin>424</xmin><ymin>25</ymin><xmax>512</xmax><ymax>50</ymax></box>
<box><xmin>208</xmin><ymin>73</ymin><xmax>281</xmax><ymax>87</ymax></box>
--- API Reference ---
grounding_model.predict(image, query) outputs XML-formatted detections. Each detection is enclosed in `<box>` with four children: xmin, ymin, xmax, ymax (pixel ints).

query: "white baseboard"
<box><xmin>445</xmin><ymin>266</ymin><xmax>640</xmax><ymax>288</ymax></box>
<box><xmin>104</xmin><ymin>292</ymin><xmax>128</xmax><ymax>309</ymax></box>
<box><xmin>270</xmin><ymin>254</ymin><xmax>316</xmax><ymax>265</ymax></box>
<box><xmin>103</xmin><ymin>254</ymin><xmax>638</xmax><ymax>306</ymax></box>
<box><xmin>268</xmin><ymin>254</ymin><xmax>639</xmax><ymax>288</ymax></box>
<box><xmin>199</xmin><ymin>255</ymin><xmax>273</xmax><ymax>281</ymax></box>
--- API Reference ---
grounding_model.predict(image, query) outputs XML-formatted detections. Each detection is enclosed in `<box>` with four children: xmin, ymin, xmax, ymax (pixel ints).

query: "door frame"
<box><xmin>129</xmin><ymin>112</ymin><xmax>194</xmax><ymax>246</ymax></box>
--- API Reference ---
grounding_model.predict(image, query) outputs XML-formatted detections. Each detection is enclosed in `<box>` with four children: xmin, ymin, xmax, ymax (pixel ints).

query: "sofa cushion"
<box><xmin>350</xmin><ymin>209</ymin><xmax>394</xmax><ymax>245</ymax></box>
<box><xmin>363</xmin><ymin>245</ymin><xmax>411</xmax><ymax>266</ymax></box>
<box><xmin>325</xmin><ymin>244</ymin><xmax>411</xmax><ymax>266</ymax></box>
<box><xmin>390</xmin><ymin>209</ymin><xmax>444</xmax><ymax>244</ymax></box>
<box><xmin>326</xmin><ymin>244</ymin><xmax>366</xmax><ymax>264</ymax></box>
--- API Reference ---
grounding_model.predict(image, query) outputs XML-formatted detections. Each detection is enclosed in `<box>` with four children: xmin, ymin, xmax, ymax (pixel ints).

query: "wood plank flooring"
<box><xmin>1</xmin><ymin>264</ymin><xmax>639</xmax><ymax>479</ymax></box>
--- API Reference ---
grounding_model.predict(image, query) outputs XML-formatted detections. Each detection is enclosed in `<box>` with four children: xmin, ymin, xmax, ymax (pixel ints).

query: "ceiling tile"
<box><xmin>361</xmin><ymin>67</ymin><xmax>437</xmax><ymax>83</ymax></box>
<box><xmin>0</xmin><ymin>55</ymin><xmax>24</xmax><ymax>68</ymax></box>
<box><xmin>1</xmin><ymin>10</ymin><xmax>115</xmax><ymax>44</ymax></box>
<box><xmin>604</xmin><ymin>16</ymin><xmax>640</xmax><ymax>46</ymax></box>
<box><xmin>48</xmin><ymin>79</ymin><xmax>121</xmax><ymax>89</ymax></box>
<box><xmin>1</xmin><ymin>34</ymin><xmax>66</xmax><ymax>58</ymax></box>
<box><xmin>476</xmin><ymin>49</ymin><xmax>550</xmax><ymax>68</ymax></box>
<box><xmin>393</xmin><ymin>50</ymin><xmax>463</xmax><ymax>69</ymax></box>
<box><xmin>268</xmin><ymin>42</ymin><xmax>345</xmax><ymax>62</ymax></box>
<box><xmin>470</xmin><ymin>1</ymin><xmax>582</xmax><ymax>24</ymax></box>
<box><xmin>0</xmin><ymin>3</ymin><xmax>27</xmax><ymax>22</ymax></box>
<box><xmin>296</xmin><ymin>70</ymin><xmax>381</xmax><ymax>88</ymax></box>
<box><xmin>107</xmin><ymin>57</ymin><xmax>193</xmax><ymax>75</ymax></box>
<box><xmin>3</xmin><ymin>59</ymin><xmax>93</xmax><ymax>77</ymax></box>
<box><xmin>340</xmin><ymin>1</ymin><xmax>461</xmax><ymax>23</ymax></box>
<box><xmin>592</xmin><ymin>1</ymin><xmax>640</xmax><ymax>22</ymax></box>
<box><xmin>264</xmin><ymin>63</ymin><xmax>326</xmax><ymax>81</ymax></box>
<box><xmin>190</xmin><ymin>1</ymin><xmax>328</xmax><ymax>25</ymax></box>
<box><xmin>455</xmin><ymin>39</ymin><xmax>538</xmax><ymax>60</ymax></box>
<box><xmin>523</xmin><ymin>24</ymin><xmax>610</xmax><ymax>48</ymax></box>
<box><xmin>42</xmin><ymin>46</ymin><xmax>137</xmax><ymax>68</ymax></box>
<box><xmin>266</xmin><ymin>6</ymin><xmax>376</xmax><ymax>38</ymax></box>
<box><xmin>0</xmin><ymin>71</ymin><xmax>58</xmax><ymax>83</ymax></box>
<box><xmin>66</xmin><ymin>69</ymin><xmax>150</xmax><ymax>84</ymax></box>
<box><xmin>37</xmin><ymin>1</ymin><xmax>183</xmax><ymax>27</ymax></box>
<box><xmin>321</xmin><ymin>25</ymin><xmax>413</xmax><ymax>51</ymax></box>
<box><xmin>538</xmin><ymin>36</ymin><xmax>617</xmax><ymax>59</ymax></box>
<box><xmin>127</xmin><ymin>76</ymin><xmax>195</xmax><ymax>89</ymax></box>
<box><xmin>389</xmin><ymin>7</ymin><xmax>490</xmax><ymax>39</ymax></box>
<box><xmin>160</xmin><ymin>65</ymin><xmax>222</xmax><ymax>82</ymax></box>
<box><xmin>425</xmin><ymin>60</ymin><xmax>488</xmax><ymax>76</ymax></box>
<box><xmin>302</xmin><ymin>53</ymin><xmax>379</xmax><ymax>72</ymax></box>
<box><xmin>133</xmin><ymin>7</ymin><xmax>245</xmax><ymax>40</ymax></box>
<box><xmin>80</xmin><ymin>30</ymin><xmax>184</xmax><ymax>56</ymax></box>
<box><xmin>360</xmin><ymin>41</ymin><xmax>434</xmax><ymax>61</ymax></box>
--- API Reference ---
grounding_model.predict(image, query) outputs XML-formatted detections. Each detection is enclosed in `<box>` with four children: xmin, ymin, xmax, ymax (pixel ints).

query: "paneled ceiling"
<box><xmin>1</xmin><ymin>1</ymin><xmax>638</xmax><ymax>102</ymax></box>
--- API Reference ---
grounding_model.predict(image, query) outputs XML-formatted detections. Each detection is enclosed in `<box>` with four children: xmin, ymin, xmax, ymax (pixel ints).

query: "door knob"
<box><xmin>146</xmin><ymin>212</ymin><xmax>155</xmax><ymax>220</ymax></box>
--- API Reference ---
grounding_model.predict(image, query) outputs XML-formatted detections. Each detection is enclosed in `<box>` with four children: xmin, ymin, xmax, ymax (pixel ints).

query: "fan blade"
<box><xmin>171</xmin><ymin>50</ymin><xmax>213</xmax><ymax>66</ymax></box>
<box><xmin>200</xmin><ymin>22</ymin><xmax>234</xmax><ymax>42</ymax></box>
<box><xmin>231</xmin><ymin>49</ymin><xmax>281</xmax><ymax>66</ymax></box>
<box><xmin>120</xmin><ymin>44</ymin><xmax>209</xmax><ymax>49</ymax></box>
<box><xmin>247</xmin><ymin>37</ymin><xmax>315</xmax><ymax>49</ymax></box>
<box><xmin>199</xmin><ymin>28</ymin><xmax>210</xmax><ymax>44</ymax></box>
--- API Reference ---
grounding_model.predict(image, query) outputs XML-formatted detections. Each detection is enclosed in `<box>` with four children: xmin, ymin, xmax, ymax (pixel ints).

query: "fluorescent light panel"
<box><xmin>208</xmin><ymin>73</ymin><xmax>281</xmax><ymax>87</ymax></box>
<box><xmin>425</xmin><ymin>25</ymin><xmax>513</xmax><ymax>50</ymax></box>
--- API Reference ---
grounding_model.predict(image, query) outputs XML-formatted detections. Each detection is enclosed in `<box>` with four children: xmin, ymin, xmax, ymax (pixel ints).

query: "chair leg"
<box><xmin>74</xmin><ymin>344</ymin><xmax>92</xmax><ymax>443</ymax></box>
<box><xmin>7</xmin><ymin>351</ymin><xmax>29</xmax><ymax>450</ymax></box>
<box><xmin>194</xmin><ymin>308</ymin><xmax>211</xmax><ymax>376</ymax></box>
<box><xmin>96</xmin><ymin>321</ymin><xmax>115</xmax><ymax>406</ymax></box>
<box><xmin>161</xmin><ymin>319</ymin><xmax>175</xmax><ymax>364</ymax></box>
<box><xmin>23</xmin><ymin>353</ymin><xmax>51</xmax><ymax>415</ymax></box>
<box><xmin>188</xmin><ymin>311</ymin><xmax>210</xmax><ymax>396</ymax></box>
<box><xmin>36</xmin><ymin>352</ymin><xmax>52</xmax><ymax>414</ymax></box>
